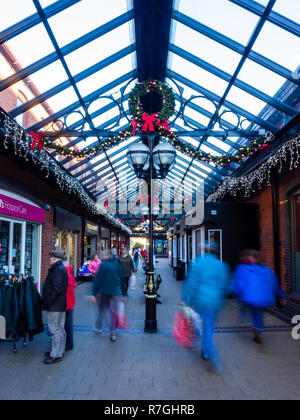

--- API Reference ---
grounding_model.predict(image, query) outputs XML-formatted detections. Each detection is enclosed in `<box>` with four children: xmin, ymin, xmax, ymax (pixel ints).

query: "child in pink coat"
<box><xmin>89</xmin><ymin>254</ymin><xmax>102</xmax><ymax>276</ymax></box>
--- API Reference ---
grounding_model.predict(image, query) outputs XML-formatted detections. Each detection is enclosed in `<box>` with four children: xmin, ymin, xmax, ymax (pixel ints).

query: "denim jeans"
<box><xmin>96</xmin><ymin>295</ymin><xmax>118</xmax><ymax>333</ymax></box>
<box><xmin>249</xmin><ymin>307</ymin><xmax>264</xmax><ymax>332</ymax></box>
<box><xmin>201</xmin><ymin>310</ymin><xmax>222</xmax><ymax>371</ymax></box>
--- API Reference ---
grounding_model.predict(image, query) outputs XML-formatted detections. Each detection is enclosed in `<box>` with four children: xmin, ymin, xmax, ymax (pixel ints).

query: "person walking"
<box><xmin>42</xmin><ymin>251</ymin><xmax>68</xmax><ymax>365</ymax></box>
<box><xmin>117</xmin><ymin>246</ymin><xmax>136</xmax><ymax>298</ymax></box>
<box><xmin>133</xmin><ymin>248</ymin><xmax>140</xmax><ymax>270</ymax></box>
<box><xmin>89</xmin><ymin>254</ymin><xmax>102</xmax><ymax>277</ymax></box>
<box><xmin>64</xmin><ymin>261</ymin><xmax>77</xmax><ymax>352</ymax></box>
<box><xmin>92</xmin><ymin>250</ymin><xmax>122</xmax><ymax>342</ymax></box>
<box><xmin>231</xmin><ymin>249</ymin><xmax>285</xmax><ymax>345</ymax></box>
<box><xmin>183</xmin><ymin>242</ymin><xmax>230</xmax><ymax>372</ymax></box>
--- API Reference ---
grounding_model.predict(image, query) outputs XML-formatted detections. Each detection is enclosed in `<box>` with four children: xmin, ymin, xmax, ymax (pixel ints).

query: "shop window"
<box><xmin>0</xmin><ymin>218</ymin><xmax>41</xmax><ymax>284</ymax></box>
<box><xmin>25</xmin><ymin>223</ymin><xmax>40</xmax><ymax>278</ymax></box>
<box><xmin>0</xmin><ymin>220</ymin><xmax>9</xmax><ymax>272</ymax></box>
<box><xmin>12</xmin><ymin>222</ymin><xmax>22</xmax><ymax>275</ymax></box>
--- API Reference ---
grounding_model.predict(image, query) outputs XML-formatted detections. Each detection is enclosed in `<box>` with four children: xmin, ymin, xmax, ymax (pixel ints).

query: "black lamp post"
<box><xmin>127</xmin><ymin>136</ymin><xmax>176</xmax><ymax>333</ymax></box>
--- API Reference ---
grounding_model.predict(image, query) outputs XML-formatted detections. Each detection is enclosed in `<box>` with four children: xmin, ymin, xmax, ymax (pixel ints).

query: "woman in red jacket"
<box><xmin>64</xmin><ymin>263</ymin><xmax>77</xmax><ymax>351</ymax></box>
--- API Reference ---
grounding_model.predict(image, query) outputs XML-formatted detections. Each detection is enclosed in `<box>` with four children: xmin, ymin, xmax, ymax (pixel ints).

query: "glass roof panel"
<box><xmin>169</xmin><ymin>53</ymin><xmax>228</xmax><ymax>97</ymax></box>
<box><xmin>237</xmin><ymin>58</ymin><xmax>292</xmax><ymax>97</ymax></box>
<box><xmin>252</xmin><ymin>21</ymin><xmax>300</xmax><ymax>72</ymax></box>
<box><xmin>273</xmin><ymin>0</ymin><xmax>300</xmax><ymax>25</ymax></box>
<box><xmin>0</xmin><ymin>0</ymin><xmax>37</xmax><ymax>31</ymax></box>
<box><xmin>76</xmin><ymin>54</ymin><xmax>135</xmax><ymax>97</ymax></box>
<box><xmin>64</xmin><ymin>23</ymin><xmax>133</xmax><ymax>75</ymax></box>
<box><xmin>171</xmin><ymin>21</ymin><xmax>242</xmax><ymax>74</ymax></box>
<box><xmin>47</xmin><ymin>0</ymin><xmax>129</xmax><ymax>47</ymax></box>
<box><xmin>226</xmin><ymin>85</ymin><xmax>283</xmax><ymax>117</ymax></box>
<box><xmin>178</xmin><ymin>0</ymin><xmax>260</xmax><ymax>45</ymax></box>
<box><xmin>39</xmin><ymin>0</ymin><xmax>58</xmax><ymax>7</ymax></box>
<box><xmin>30</xmin><ymin>86</ymin><xmax>78</xmax><ymax>123</ymax></box>
<box><xmin>1</xmin><ymin>61</ymin><xmax>70</xmax><ymax>115</ymax></box>
<box><xmin>207</xmin><ymin>138</ymin><xmax>231</xmax><ymax>153</ymax></box>
<box><xmin>4</xmin><ymin>23</ymin><xmax>55</xmax><ymax>68</ymax></box>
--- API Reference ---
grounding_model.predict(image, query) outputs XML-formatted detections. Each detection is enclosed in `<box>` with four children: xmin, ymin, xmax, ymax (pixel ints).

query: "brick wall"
<box><xmin>259</xmin><ymin>188</ymin><xmax>275</xmax><ymax>270</ymax></box>
<box><xmin>41</xmin><ymin>207</ymin><xmax>54</xmax><ymax>283</ymax></box>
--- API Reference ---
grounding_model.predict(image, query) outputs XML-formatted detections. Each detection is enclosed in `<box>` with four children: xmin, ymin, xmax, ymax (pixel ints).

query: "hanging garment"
<box><xmin>0</xmin><ymin>277</ymin><xmax>44</xmax><ymax>342</ymax></box>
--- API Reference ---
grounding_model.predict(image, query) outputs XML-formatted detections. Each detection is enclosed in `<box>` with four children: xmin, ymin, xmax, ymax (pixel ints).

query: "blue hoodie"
<box><xmin>231</xmin><ymin>264</ymin><xmax>284</xmax><ymax>308</ymax></box>
<box><xmin>183</xmin><ymin>254</ymin><xmax>230</xmax><ymax>313</ymax></box>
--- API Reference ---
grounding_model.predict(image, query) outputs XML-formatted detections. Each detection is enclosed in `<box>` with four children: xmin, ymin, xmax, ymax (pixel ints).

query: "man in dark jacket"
<box><xmin>42</xmin><ymin>251</ymin><xmax>68</xmax><ymax>365</ymax></box>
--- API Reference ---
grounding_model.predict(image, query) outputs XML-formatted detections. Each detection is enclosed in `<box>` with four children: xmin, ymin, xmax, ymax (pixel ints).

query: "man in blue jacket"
<box><xmin>184</xmin><ymin>242</ymin><xmax>230</xmax><ymax>372</ymax></box>
<box><xmin>42</xmin><ymin>251</ymin><xmax>68</xmax><ymax>365</ymax></box>
<box><xmin>231</xmin><ymin>249</ymin><xmax>285</xmax><ymax>345</ymax></box>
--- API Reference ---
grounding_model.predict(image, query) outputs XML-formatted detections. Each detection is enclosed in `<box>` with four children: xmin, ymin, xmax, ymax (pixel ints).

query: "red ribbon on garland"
<box><xmin>142</xmin><ymin>113</ymin><xmax>157</xmax><ymax>132</ymax></box>
<box><xmin>30</xmin><ymin>131</ymin><xmax>44</xmax><ymax>151</ymax></box>
<box><xmin>259</xmin><ymin>143</ymin><xmax>271</xmax><ymax>157</ymax></box>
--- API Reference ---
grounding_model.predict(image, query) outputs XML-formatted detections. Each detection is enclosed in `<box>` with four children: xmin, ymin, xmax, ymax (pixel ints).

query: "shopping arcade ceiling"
<box><xmin>0</xmin><ymin>0</ymin><xmax>299</xmax><ymax>225</ymax></box>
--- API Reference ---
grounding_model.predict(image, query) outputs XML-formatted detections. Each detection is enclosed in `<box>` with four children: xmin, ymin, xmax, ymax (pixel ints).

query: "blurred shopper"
<box><xmin>92</xmin><ymin>250</ymin><xmax>121</xmax><ymax>342</ymax></box>
<box><xmin>42</xmin><ymin>251</ymin><xmax>68</xmax><ymax>365</ymax></box>
<box><xmin>89</xmin><ymin>254</ymin><xmax>102</xmax><ymax>277</ymax></box>
<box><xmin>140</xmin><ymin>248</ymin><xmax>147</xmax><ymax>263</ymax></box>
<box><xmin>183</xmin><ymin>243</ymin><xmax>230</xmax><ymax>372</ymax></box>
<box><xmin>117</xmin><ymin>246</ymin><xmax>136</xmax><ymax>298</ymax></box>
<box><xmin>112</xmin><ymin>247</ymin><xmax>118</xmax><ymax>261</ymax></box>
<box><xmin>231</xmin><ymin>249</ymin><xmax>285</xmax><ymax>345</ymax></box>
<box><xmin>133</xmin><ymin>248</ymin><xmax>140</xmax><ymax>270</ymax></box>
<box><xmin>64</xmin><ymin>261</ymin><xmax>77</xmax><ymax>352</ymax></box>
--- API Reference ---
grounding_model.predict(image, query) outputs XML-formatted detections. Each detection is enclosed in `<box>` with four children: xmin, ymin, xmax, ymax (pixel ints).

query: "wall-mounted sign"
<box><xmin>85</xmin><ymin>222</ymin><xmax>99</xmax><ymax>235</ymax></box>
<box><xmin>0</xmin><ymin>193</ymin><xmax>45</xmax><ymax>223</ymax></box>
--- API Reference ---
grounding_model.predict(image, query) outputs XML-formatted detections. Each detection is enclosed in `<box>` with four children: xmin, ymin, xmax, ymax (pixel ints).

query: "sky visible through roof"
<box><xmin>0</xmin><ymin>0</ymin><xmax>299</xmax><ymax>204</ymax></box>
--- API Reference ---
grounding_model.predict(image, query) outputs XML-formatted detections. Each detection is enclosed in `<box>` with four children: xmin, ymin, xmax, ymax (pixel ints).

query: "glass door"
<box><xmin>208</xmin><ymin>229</ymin><xmax>223</xmax><ymax>261</ymax></box>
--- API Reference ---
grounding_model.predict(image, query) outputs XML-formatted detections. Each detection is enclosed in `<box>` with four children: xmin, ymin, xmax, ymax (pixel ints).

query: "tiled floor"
<box><xmin>0</xmin><ymin>259</ymin><xmax>299</xmax><ymax>400</ymax></box>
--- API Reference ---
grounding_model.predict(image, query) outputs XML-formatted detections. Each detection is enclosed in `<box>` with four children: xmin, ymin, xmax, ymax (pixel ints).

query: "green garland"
<box><xmin>32</xmin><ymin>80</ymin><xmax>270</xmax><ymax>166</ymax></box>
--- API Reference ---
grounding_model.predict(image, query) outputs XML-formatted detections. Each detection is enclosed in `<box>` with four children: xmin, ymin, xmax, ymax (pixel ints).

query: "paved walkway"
<box><xmin>0</xmin><ymin>259</ymin><xmax>299</xmax><ymax>400</ymax></box>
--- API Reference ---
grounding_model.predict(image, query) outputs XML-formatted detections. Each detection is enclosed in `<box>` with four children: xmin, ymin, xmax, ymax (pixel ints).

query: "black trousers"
<box><xmin>65</xmin><ymin>310</ymin><xmax>74</xmax><ymax>350</ymax></box>
<box><xmin>120</xmin><ymin>277</ymin><xmax>130</xmax><ymax>297</ymax></box>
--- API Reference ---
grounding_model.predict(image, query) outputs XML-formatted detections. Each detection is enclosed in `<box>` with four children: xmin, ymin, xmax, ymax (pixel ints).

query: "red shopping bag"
<box><xmin>114</xmin><ymin>300</ymin><xmax>129</xmax><ymax>330</ymax></box>
<box><xmin>172</xmin><ymin>311</ymin><xmax>194</xmax><ymax>348</ymax></box>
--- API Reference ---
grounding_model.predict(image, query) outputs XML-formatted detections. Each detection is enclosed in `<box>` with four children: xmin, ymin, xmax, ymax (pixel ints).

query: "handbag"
<box><xmin>129</xmin><ymin>274</ymin><xmax>137</xmax><ymax>290</ymax></box>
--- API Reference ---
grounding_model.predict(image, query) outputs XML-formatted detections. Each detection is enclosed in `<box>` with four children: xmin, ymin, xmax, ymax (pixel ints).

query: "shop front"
<box><xmin>0</xmin><ymin>189</ymin><xmax>44</xmax><ymax>287</ymax></box>
<box><xmin>53</xmin><ymin>208</ymin><xmax>81</xmax><ymax>274</ymax></box>
<box><xmin>84</xmin><ymin>221</ymin><xmax>99</xmax><ymax>261</ymax></box>
<box><xmin>154</xmin><ymin>239</ymin><xmax>168</xmax><ymax>257</ymax></box>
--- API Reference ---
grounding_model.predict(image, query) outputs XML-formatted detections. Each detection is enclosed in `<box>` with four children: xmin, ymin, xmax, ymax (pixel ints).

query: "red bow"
<box><xmin>259</xmin><ymin>143</ymin><xmax>271</xmax><ymax>157</ymax></box>
<box><xmin>142</xmin><ymin>113</ymin><xmax>157</xmax><ymax>132</ymax></box>
<box><xmin>170</xmin><ymin>217</ymin><xmax>175</xmax><ymax>223</ymax></box>
<box><xmin>30</xmin><ymin>131</ymin><xmax>44</xmax><ymax>151</ymax></box>
<box><xmin>104</xmin><ymin>200</ymin><xmax>109</xmax><ymax>208</ymax></box>
<box><xmin>157</xmin><ymin>119</ymin><xmax>170</xmax><ymax>131</ymax></box>
<box><xmin>131</xmin><ymin>119</ymin><xmax>138</xmax><ymax>136</ymax></box>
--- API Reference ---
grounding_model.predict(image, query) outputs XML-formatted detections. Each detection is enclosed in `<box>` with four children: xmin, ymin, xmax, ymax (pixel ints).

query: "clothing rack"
<box><xmin>0</xmin><ymin>275</ymin><xmax>44</xmax><ymax>353</ymax></box>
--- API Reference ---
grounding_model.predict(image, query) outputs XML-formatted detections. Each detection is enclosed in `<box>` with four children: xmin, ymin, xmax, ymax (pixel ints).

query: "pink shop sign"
<box><xmin>0</xmin><ymin>193</ymin><xmax>45</xmax><ymax>223</ymax></box>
